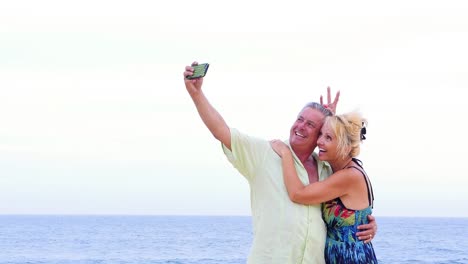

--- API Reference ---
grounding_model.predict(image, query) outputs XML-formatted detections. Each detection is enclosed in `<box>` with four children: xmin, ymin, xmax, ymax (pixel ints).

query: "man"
<box><xmin>183</xmin><ymin>62</ymin><xmax>376</xmax><ymax>264</ymax></box>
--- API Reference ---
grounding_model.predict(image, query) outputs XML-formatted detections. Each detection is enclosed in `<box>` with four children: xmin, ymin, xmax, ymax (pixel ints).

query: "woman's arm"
<box><xmin>278</xmin><ymin>148</ymin><xmax>308</xmax><ymax>202</ymax></box>
<box><xmin>270</xmin><ymin>140</ymin><xmax>352</xmax><ymax>205</ymax></box>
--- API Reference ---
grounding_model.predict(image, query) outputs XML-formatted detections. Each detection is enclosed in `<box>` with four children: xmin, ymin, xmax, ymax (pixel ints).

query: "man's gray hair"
<box><xmin>302</xmin><ymin>102</ymin><xmax>333</xmax><ymax>117</ymax></box>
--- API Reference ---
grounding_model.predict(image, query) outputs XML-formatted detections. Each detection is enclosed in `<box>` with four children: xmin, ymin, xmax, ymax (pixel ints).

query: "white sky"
<box><xmin>1</xmin><ymin>0</ymin><xmax>467</xmax><ymax>217</ymax></box>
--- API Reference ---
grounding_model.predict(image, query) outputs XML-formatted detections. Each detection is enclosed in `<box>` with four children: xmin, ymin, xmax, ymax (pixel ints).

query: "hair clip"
<box><xmin>360</xmin><ymin>122</ymin><xmax>367</xmax><ymax>141</ymax></box>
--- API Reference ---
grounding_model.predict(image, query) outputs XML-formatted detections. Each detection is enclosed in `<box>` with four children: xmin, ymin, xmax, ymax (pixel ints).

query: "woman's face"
<box><xmin>316</xmin><ymin>122</ymin><xmax>338</xmax><ymax>162</ymax></box>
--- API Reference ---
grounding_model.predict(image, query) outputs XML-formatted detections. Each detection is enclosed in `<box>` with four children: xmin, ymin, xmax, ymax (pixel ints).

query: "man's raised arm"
<box><xmin>183</xmin><ymin>62</ymin><xmax>231</xmax><ymax>150</ymax></box>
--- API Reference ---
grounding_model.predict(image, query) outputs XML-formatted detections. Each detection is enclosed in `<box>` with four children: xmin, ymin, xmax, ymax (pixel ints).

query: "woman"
<box><xmin>271</xmin><ymin>111</ymin><xmax>377</xmax><ymax>264</ymax></box>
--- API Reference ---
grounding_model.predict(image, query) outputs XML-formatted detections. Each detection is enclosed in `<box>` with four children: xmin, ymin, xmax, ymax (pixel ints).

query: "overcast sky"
<box><xmin>1</xmin><ymin>0</ymin><xmax>467</xmax><ymax>217</ymax></box>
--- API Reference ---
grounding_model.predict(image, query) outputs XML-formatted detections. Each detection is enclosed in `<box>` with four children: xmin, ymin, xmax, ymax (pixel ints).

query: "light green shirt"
<box><xmin>222</xmin><ymin>128</ymin><xmax>333</xmax><ymax>264</ymax></box>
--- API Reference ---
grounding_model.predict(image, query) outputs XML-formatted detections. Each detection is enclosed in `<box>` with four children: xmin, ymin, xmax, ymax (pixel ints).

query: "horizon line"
<box><xmin>1</xmin><ymin>214</ymin><xmax>467</xmax><ymax>218</ymax></box>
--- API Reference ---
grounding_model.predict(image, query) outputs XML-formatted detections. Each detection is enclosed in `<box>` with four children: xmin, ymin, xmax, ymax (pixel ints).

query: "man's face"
<box><xmin>289</xmin><ymin>107</ymin><xmax>326</xmax><ymax>153</ymax></box>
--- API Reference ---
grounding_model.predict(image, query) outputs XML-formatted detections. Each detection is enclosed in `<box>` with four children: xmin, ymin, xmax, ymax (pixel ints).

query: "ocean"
<box><xmin>0</xmin><ymin>215</ymin><xmax>467</xmax><ymax>264</ymax></box>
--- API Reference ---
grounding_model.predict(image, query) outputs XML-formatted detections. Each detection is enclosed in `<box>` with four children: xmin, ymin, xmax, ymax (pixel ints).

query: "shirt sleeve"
<box><xmin>222</xmin><ymin>128</ymin><xmax>270</xmax><ymax>182</ymax></box>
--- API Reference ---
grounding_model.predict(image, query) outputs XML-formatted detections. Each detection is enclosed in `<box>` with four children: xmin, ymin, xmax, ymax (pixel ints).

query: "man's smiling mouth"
<box><xmin>295</xmin><ymin>132</ymin><xmax>305</xmax><ymax>138</ymax></box>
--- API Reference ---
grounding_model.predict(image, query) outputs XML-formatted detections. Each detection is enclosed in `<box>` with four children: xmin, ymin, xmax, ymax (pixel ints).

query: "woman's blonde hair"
<box><xmin>324</xmin><ymin>111</ymin><xmax>367</xmax><ymax>160</ymax></box>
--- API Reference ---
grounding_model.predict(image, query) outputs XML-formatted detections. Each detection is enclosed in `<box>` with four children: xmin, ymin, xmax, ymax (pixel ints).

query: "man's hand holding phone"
<box><xmin>184</xmin><ymin>62</ymin><xmax>209</xmax><ymax>94</ymax></box>
<box><xmin>186</xmin><ymin>63</ymin><xmax>209</xmax><ymax>80</ymax></box>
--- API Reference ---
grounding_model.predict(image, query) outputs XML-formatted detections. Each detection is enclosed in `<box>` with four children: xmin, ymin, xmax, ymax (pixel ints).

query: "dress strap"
<box><xmin>346</xmin><ymin>164</ymin><xmax>374</xmax><ymax>208</ymax></box>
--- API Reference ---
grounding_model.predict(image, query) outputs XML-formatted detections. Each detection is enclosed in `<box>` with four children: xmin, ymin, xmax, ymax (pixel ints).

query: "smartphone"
<box><xmin>186</xmin><ymin>63</ymin><xmax>209</xmax><ymax>79</ymax></box>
